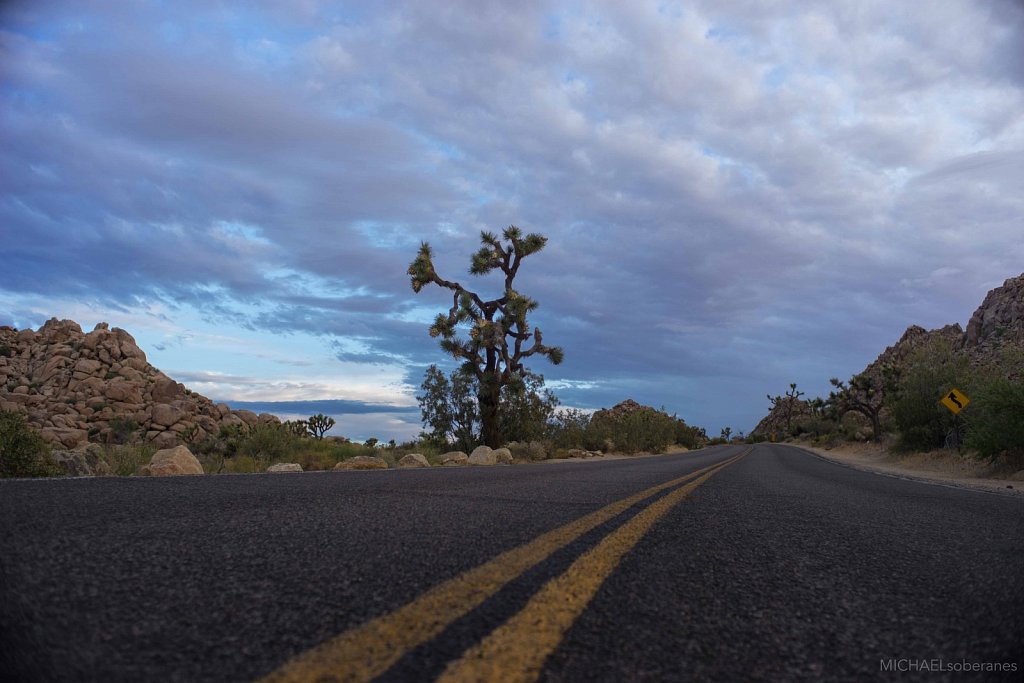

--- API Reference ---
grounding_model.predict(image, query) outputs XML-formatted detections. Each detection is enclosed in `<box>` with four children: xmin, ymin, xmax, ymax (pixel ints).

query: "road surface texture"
<box><xmin>2</xmin><ymin>444</ymin><xmax>1021</xmax><ymax>681</ymax></box>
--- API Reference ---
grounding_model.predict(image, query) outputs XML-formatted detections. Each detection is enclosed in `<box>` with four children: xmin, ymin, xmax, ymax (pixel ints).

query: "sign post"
<box><xmin>940</xmin><ymin>387</ymin><xmax>970</xmax><ymax>451</ymax></box>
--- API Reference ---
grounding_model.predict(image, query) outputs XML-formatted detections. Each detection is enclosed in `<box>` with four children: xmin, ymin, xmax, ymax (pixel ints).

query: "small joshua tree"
<box><xmin>408</xmin><ymin>226</ymin><xmax>564</xmax><ymax>448</ymax></box>
<box><xmin>767</xmin><ymin>383</ymin><xmax>805</xmax><ymax>433</ymax></box>
<box><xmin>306</xmin><ymin>413</ymin><xmax>335</xmax><ymax>440</ymax></box>
<box><xmin>829</xmin><ymin>374</ymin><xmax>883</xmax><ymax>442</ymax></box>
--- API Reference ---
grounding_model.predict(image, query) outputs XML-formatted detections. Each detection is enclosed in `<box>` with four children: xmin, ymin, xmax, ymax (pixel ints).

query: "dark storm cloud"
<box><xmin>2</xmin><ymin>0</ymin><xmax>1022</xmax><ymax>432</ymax></box>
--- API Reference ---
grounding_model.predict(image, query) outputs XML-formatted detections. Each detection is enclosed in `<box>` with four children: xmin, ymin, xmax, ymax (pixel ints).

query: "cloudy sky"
<box><xmin>2</xmin><ymin>0</ymin><xmax>1022</xmax><ymax>441</ymax></box>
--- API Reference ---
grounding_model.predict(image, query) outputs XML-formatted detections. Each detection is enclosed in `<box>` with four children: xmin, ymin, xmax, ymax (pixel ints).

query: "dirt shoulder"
<box><xmin>790</xmin><ymin>440</ymin><xmax>1024</xmax><ymax>496</ymax></box>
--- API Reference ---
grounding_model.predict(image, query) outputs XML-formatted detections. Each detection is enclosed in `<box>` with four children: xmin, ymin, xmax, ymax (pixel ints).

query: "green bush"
<box><xmin>588</xmin><ymin>405</ymin><xmax>680</xmax><ymax>454</ymax></box>
<box><xmin>505</xmin><ymin>440</ymin><xmax>550</xmax><ymax>461</ymax></box>
<box><xmin>548</xmin><ymin>408</ymin><xmax>593</xmax><ymax>450</ymax></box>
<box><xmin>890</xmin><ymin>339</ymin><xmax>968</xmax><ymax>451</ymax></box>
<box><xmin>108</xmin><ymin>417</ymin><xmax>140</xmax><ymax>445</ymax></box>
<box><xmin>237</xmin><ymin>423</ymin><xmax>295</xmax><ymax>466</ymax></box>
<box><xmin>100</xmin><ymin>443</ymin><xmax>155</xmax><ymax>476</ymax></box>
<box><xmin>0</xmin><ymin>410</ymin><xmax>56</xmax><ymax>478</ymax></box>
<box><xmin>965</xmin><ymin>378</ymin><xmax>1024</xmax><ymax>459</ymax></box>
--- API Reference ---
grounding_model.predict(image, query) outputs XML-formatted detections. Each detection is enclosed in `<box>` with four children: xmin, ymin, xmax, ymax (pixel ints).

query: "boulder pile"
<box><xmin>0</xmin><ymin>318</ymin><xmax>279</xmax><ymax>450</ymax></box>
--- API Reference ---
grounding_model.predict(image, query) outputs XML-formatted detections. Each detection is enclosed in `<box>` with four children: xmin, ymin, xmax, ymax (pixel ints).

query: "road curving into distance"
<box><xmin>2</xmin><ymin>444</ymin><xmax>1021</xmax><ymax>681</ymax></box>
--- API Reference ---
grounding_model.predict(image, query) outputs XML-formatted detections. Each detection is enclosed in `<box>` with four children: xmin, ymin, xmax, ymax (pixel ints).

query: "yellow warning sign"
<box><xmin>940</xmin><ymin>388</ymin><xmax>970</xmax><ymax>415</ymax></box>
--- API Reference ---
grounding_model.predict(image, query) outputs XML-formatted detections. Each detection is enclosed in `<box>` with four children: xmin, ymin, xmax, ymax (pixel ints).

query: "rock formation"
<box><xmin>963</xmin><ymin>273</ymin><xmax>1024</xmax><ymax>373</ymax></box>
<box><xmin>0</xmin><ymin>318</ymin><xmax>279</xmax><ymax>450</ymax></box>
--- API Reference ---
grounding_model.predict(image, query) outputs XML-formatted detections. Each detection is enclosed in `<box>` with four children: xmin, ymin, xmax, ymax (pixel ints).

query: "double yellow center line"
<box><xmin>259</xmin><ymin>448</ymin><xmax>749</xmax><ymax>683</ymax></box>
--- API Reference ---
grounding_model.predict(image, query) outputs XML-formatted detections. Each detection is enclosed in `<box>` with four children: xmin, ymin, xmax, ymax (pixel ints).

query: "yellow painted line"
<box><xmin>439</xmin><ymin>449</ymin><xmax>748</xmax><ymax>683</ymax></box>
<box><xmin>257</xmin><ymin>450</ymin><xmax>745</xmax><ymax>683</ymax></box>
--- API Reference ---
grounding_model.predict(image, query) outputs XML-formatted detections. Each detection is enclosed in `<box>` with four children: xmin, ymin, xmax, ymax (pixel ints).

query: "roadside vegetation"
<box><xmin>0</xmin><ymin>409</ymin><xmax>431</xmax><ymax>477</ymax></box>
<box><xmin>418</xmin><ymin>364</ymin><xmax>704</xmax><ymax>460</ymax></box>
<box><xmin>758</xmin><ymin>341</ymin><xmax>1024</xmax><ymax>470</ymax></box>
<box><xmin>1</xmin><ymin>230</ymin><xmax>709</xmax><ymax>478</ymax></box>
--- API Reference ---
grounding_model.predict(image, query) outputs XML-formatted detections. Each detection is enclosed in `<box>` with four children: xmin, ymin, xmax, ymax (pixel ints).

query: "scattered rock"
<box><xmin>151</xmin><ymin>378</ymin><xmax>184</xmax><ymax>403</ymax></box>
<box><xmin>151</xmin><ymin>430</ymin><xmax>182</xmax><ymax>450</ymax></box>
<box><xmin>40</xmin><ymin>427</ymin><xmax>89</xmax><ymax>449</ymax></box>
<box><xmin>151</xmin><ymin>403</ymin><xmax>184</xmax><ymax>428</ymax></box>
<box><xmin>439</xmin><ymin>451</ymin><xmax>468</xmax><ymax>466</ymax></box>
<box><xmin>50</xmin><ymin>444</ymin><xmax>112</xmax><ymax>477</ymax></box>
<box><xmin>396</xmin><ymin>453</ymin><xmax>430</xmax><ymax>468</ymax></box>
<box><xmin>267</xmin><ymin>463</ymin><xmax>303</xmax><ymax>473</ymax></box>
<box><xmin>135</xmin><ymin>445</ymin><xmax>203</xmax><ymax>476</ymax></box>
<box><xmin>468</xmin><ymin>446</ymin><xmax>497</xmax><ymax>466</ymax></box>
<box><xmin>334</xmin><ymin>456</ymin><xmax>388</xmax><ymax>470</ymax></box>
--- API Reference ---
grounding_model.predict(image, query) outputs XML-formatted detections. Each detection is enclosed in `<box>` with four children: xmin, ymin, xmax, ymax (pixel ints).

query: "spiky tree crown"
<box><xmin>407</xmin><ymin>226</ymin><xmax>563</xmax><ymax>383</ymax></box>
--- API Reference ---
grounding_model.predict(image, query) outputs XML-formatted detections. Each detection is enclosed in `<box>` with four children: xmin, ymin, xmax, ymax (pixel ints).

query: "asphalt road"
<box><xmin>1</xmin><ymin>444</ymin><xmax>1021</xmax><ymax>682</ymax></box>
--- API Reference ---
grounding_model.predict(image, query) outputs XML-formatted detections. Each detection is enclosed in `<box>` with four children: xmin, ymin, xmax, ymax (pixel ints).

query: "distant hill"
<box><xmin>752</xmin><ymin>273</ymin><xmax>1024</xmax><ymax>436</ymax></box>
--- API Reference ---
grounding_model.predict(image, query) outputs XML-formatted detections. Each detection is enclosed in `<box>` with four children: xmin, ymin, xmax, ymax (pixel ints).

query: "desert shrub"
<box><xmin>108</xmin><ymin>417</ymin><xmax>141</xmax><ymax>445</ymax></box>
<box><xmin>418</xmin><ymin>365</ymin><xmax>559</xmax><ymax>451</ymax></box>
<box><xmin>790</xmin><ymin>415</ymin><xmax>837</xmax><ymax>439</ymax></box>
<box><xmin>965</xmin><ymin>378</ymin><xmax>1024</xmax><ymax>459</ymax></box>
<box><xmin>589</xmin><ymin>406</ymin><xmax>680</xmax><ymax>454</ymax></box>
<box><xmin>505</xmin><ymin>440</ymin><xmax>550</xmax><ymax>461</ymax></box>
<box><xmin>890</xmin><ymin>339</ymin><xmax>969</xmax><ymax>451</ymax></box>
<box><xmin>0</xmin><ymin>410</ymin><xmax>56</xmax><ymax>477</ymax></box>
<box><xmin>101</xmin><ymin>443</ymin><xmax>155</xmax><ymax>476</ymax></box>
<box><xmin>236</xmin><ymin>423</ymin><xmax>300</xmax><ymax>468</ymax></box>
<box><xmin>499</xmin><ymin>374</ymin><xmax>559</xmax><ymax>444</ymax></box>
<box><xmin>0</xmin><ymin>344</ymin><xmax>12</xmax><ymax>358</ymax></box>
<box><xmin>221</xmin><ymin>455</ymin><xmax>261</xmax><ymax>474</ymax></box>
<box><xmin>282</xmin><ymin>420</ymin><xmax>309</xmax><ymax>438</ymax></box>
<box><xmin>674</xmin><ymin>420</ymin><xmax>705</xmax><ymax>449</ymax></box>
<box><xmin>289</xmin><ymin>450</ymin><xmax>335</xmax><ymax>471</ymax></box>
<box><xmin>548</xmin><ymin>408</ymin><xmax>593</xmax><ymax>450</ymax></box>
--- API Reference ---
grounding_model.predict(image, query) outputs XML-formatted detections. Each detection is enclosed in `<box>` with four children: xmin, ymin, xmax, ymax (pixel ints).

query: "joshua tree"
<box><xmin>408</xmin><ymin>226</ymin><xmax>564</xmax><ymax>448</ymax></box>
<box><xmin>829</xmin><ymin>374</ymin><xmax>884</xmax><ymax>442</ymax></box>
<box><xmin>306</xmin><ymin>413</ymin><xmax>335</xmax><ymax>440</ymax></box>
<box><xmin>767</xmin><ymin>383</ymin><xmax>805</xmax><ymax>433</ymax></box>
<box><xmin>720</xmin><ymin>427</ymin><xmax>732</xmax><ymax>441</ymax></box>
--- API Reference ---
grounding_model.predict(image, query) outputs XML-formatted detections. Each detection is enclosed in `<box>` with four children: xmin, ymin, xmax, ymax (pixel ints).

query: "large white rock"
<box><xmin>468</xmin><ymin>446</ymin><xmax>497</xmax><ymax>466</ymax></box>
<box><xmin>50</xmin><ymin>444</ymin><xmax>112</xmax><ymax>477</ymax></box>
<box><xmin>492</xmin><ymin>447</ymin><xmax>513</xmax><ymax>464</ymax></box>
<box><xmin>439</xmin><ymin>451</ymin><xmax>468</xmax><ymax>467</ymax></box>
<box><xmin>397</xmin><ymin>453</ymin><xmax>430</xmax><ymax>468</ymax></box>
<box><xmin>136</xmin><ymin>445</ymin><xmax>203</xmax><ymax>476</ymax></box>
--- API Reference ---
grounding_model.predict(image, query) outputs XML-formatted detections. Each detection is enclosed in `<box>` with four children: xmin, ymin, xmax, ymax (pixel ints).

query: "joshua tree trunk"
<box><xmin>478</xmin><ymin>376</ymin><xmax>502</xmax><ymax>448</ymax></box>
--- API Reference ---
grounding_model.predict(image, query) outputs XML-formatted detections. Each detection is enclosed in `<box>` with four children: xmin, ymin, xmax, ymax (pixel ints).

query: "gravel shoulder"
<box><xmin>791</xmin><ymin>440</ymin><xmax>1024</xmax><ymax>496</ymax></box>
